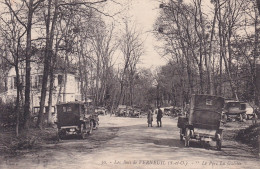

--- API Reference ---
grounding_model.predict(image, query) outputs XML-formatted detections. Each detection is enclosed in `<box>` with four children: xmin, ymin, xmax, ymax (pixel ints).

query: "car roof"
<box><xmin>56</xmin><ymin>101</ymin><xmax>85</xmax><ymax>106</ymax></box>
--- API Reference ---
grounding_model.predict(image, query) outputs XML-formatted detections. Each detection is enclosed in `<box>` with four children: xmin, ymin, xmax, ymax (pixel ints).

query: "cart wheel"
<box><xmin>216</xmin><ymin>140</ymin><xmax>222</xmax><ymax>151</ymax></box>
<box><xmin>185</xmin><ymin>128</ymin><xmax>190</xmax><ymax>147</ymax></box>
<box><xmin>180</xmin><ymin>129</ymin><xmax>183</xmax><ymax>141</ymax></box>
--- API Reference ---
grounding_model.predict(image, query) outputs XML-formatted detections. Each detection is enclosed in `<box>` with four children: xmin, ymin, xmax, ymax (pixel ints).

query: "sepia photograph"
<box><xmin>0</xmin><ymin>0</ymin><xmax>260</xmax><ymax>169</ymax></box>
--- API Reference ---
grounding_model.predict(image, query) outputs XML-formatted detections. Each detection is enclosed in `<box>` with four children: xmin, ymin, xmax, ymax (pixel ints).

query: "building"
<box><xmin>0</xmin><ymin>62</ymin><xmax>82</xmax><ymax>114</ymax></box>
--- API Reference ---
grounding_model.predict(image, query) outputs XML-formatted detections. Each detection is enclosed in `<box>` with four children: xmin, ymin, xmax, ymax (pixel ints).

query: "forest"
<box><xmin>1</xmin><ymin>0</ymin><xmax>260</xmax><ymax>133</ymax></box>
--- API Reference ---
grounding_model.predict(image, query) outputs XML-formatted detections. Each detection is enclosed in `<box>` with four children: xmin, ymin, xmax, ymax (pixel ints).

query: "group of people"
<box><xmin>147</xmin><ymin>106</ymin><xmax>163</xmax><ymax>127</ymax></box>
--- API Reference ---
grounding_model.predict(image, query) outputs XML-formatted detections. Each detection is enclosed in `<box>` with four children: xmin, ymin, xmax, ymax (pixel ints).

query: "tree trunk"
<box><xmin>254</xmin><ymin>6</ymin><xmax>260</xmax><ymax>105</ymax></box>
<box><xmin>24</xmin><ymin>0</ymin><xmax>34</xmax><ymax>129</ymax></box>
<box><xmin>207</xmin><ymin>1</ymin><xmax>218</xmax><ymax>95</ymax></box>
<box><xmin>63</xmin><ymin>54</ymin><xmax>68</xmax><ymax>102</ymax></box>
<box><xmin>47</xmin><ymin>43</ymin><xmax>58</xmax><ymax>125</ymax></box>
<box><xmin>15</xmin><ymin>65</ymin><xmax>20</xmax><ymax>136</ymax></box>
<box><xmin>38</xmin><ymin>0</ymin><xmax>58</xmax><ymax>128</ymax></box>
<box><xmin>256</xmin><ymin>0</ymin><xmax>260</xmax><ymax>15</ymax></box>
<box><xmin>217</xmin><ymin>0</ymin><xmax>223</xmax><ymax>96</ymax></box>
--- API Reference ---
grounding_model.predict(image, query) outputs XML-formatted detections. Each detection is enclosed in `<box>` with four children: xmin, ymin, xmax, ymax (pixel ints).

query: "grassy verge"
<box><xmin>235</xmin><ymin>123</ymin><xmax>260</xmax><ymax>150</ymax></box>
<box><xmin>0</xmin><ymin>127</ymin><xmax>57</xmax><ymax>156</ymax></box>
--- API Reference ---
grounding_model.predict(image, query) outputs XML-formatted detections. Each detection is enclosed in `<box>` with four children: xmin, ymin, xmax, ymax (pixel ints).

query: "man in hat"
<box><xmin>157</xmin><ymin>106</ymin><xmax>163</xmax><ymax>127</ymax></box>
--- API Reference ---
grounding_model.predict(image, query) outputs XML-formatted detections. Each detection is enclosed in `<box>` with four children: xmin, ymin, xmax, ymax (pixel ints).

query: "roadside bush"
<box><xmin>236</xmin><ymin>123</ymin><xmax>260</xmax><ymax>149</ymax></box>
<box><xmin>0</xmin><ymin>102</ymin><xmax>25</xmax><ymax>131</ymax></box>
<box><xmin>0</xmin><ymin>102</ymin><xmax>17</xmax><ymax>129</ymax></box>
<box><xmin>0</xmin><ymin>128</ymin><xmax>58</xmax><ymax>155</ymax></box>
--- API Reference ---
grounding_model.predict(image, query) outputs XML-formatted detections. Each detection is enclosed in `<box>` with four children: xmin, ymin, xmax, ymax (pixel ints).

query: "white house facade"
<box><xmin>0</xmin><ymin>62</ymin><xmax>82</xmax><ymax>114</ymax></box>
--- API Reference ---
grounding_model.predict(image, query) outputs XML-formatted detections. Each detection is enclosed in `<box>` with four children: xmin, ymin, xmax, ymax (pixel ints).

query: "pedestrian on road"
<box><xmin>252</xmin><ymin>108</ymin><xmax>258</xmax><ymax>125</ymax></box>
<box><xmin>147</xmin><ymin>108</ymin><xmax>153</xmax><ymax>127</ymax></box>
<box><xmin>157</xmin><ymin>106</ymin><xmax>163</xmax><ymax>127</ymax></box>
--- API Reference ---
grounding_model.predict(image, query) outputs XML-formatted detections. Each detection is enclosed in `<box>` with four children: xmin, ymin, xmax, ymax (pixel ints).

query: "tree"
<box><xmin>256</xmin><ymin>0</ymin><xmax>260</xmax><ymax>15</ymax></box>
<box><xmin>0</xmin><ymin>8</ymin><xmax>26</xmax><ymax>135</ymax></box>
<box><xmin>118</xmin><ymin>21</ymin><xmax>144</xmax><ymax>106</ymax></box>
<box><xmin>155</xmin><ymin>0</ymin><xmax>253</xmax><ymax>102</ymax></box>
<box><xmin>89</xmin><ymin>23</ymin><xmax>119</xmax><ymax>106</ymax></box>
<box><xmin>36</xmin><ymin>0</ymin><xmax>108</xmax><ymax>128</ymax></box>
<box><xmin>37</xmin><ymin>0</ymin><xmax>59</xmax><ymax>128</ymax></box>
<box><xmin>4</xmin><ymin>0</ymin><xmax>45</xmax><ymax>129</ymax></box>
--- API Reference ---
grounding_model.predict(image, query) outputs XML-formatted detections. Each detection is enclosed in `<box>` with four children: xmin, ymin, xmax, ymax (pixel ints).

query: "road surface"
<box><xmin>0</xmin><ymin>115</ymin><xmax>259</xmax><ymax>169</ymax></box>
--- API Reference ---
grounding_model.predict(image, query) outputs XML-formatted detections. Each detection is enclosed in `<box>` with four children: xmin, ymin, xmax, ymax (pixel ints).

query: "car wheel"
<box><xmin>81</xmin><ymin>124</ymin><xmax>87</xmax><ymax>139</ymax></box>
<box><xmin>185</xmin><ymin>128</ymin><xmax>190</xmax><ymax>147</ymax></box>
<box><xmin>58</xmin><ymin>129</ymin><xmax>65</xmax><ymax>140</ymax></box>
<box><xmin>180</xmin><ymin>129</ymin><xmax>183</xmax><ymax>141</ymax></box>
<box><xmin>239</xmin><ymin>114</ymin><xmax>243</xmax><ymax>122</ymax></box>
<box><xmin>88</xmin><ymin>120</ymin><xmax>94</xmax><ymax>134</ymax></box>
<box><xmin>216</xmin><ymin>140</ymin><xmax>222</xmax><ymax>151</ymax></box>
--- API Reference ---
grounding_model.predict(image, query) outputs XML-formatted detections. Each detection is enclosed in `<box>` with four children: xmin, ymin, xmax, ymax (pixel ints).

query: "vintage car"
<box><xmin>223</xmin><ymin>100</ymin><xmax>246</xmax><ymax>121</ymax></box>
<box><xmin>129</xmin><ymin>108</ymin><xmax>141</xmax><ymax>118</ymax></box>
<box><xmin>56</xmin><ymin>102</ymin><xmax>99</xmax><ymax>139</ymax></box>
<box><xmin>240</xmin><ymin>102</ymin><xmax>256</xmax><ymax>120</ymax></box>
<box><xmin>177</xmin><ymin>94</ymin><xmax>224</xmax><ymax>150</ymax></box>
<box><xmin>116</xmin><ymin>105</ymin><xmax>127</xmax><ymax>116</ymax></box>
<box><xmin>95</xmin><ymin>107</ymin><xmax>107</xmax><ymax>115</ymax></box>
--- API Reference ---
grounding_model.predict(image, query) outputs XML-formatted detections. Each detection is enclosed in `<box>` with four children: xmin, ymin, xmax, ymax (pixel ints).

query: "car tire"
<box><xmin>81</xmin><ymin>124</ymin><xmax>87</xmax><ymax>139</ymax></box>
<box><xmin>185</xmin><ymin>128</ymin><xmax>190</xmax><ymax>147</ymax></box>
<box><xmin>58</xmin><ymin>129</ymin><xmax>65</xmax><ymax>140</ymax></box>
<box><xmin>216</xmin><ymin>140</ymin><xmax>222</xmax><ymax>151</ymax></box>
<box><xmin>88</xmin><ymin>120</ymin><xmax>94</xmax><ymax>134</ymax></box>
<box><xmin>180</xmin><ymin>129</ymin><xmax>183</xmax><ymax>141</ymax></box>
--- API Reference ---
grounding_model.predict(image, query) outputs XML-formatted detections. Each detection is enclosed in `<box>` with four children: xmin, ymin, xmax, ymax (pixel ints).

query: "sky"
<box><xmin>103</xmin><ymin>0</ymin><xmax>168</xmax><ymax>69</ymax></box>
<box><xmin>103</xmin><ymin>0</ymin><xmax>214</xmax><ymax>70</ymax></box>
<box><xmin>130</xmin><ymin>0</ymin><xmax>167</xmax><ymax>69</ymax></box>
<box><xmin>108</xmin><ymin>0</ymin><xmax>215</xmax><ymax>70</ymax></box>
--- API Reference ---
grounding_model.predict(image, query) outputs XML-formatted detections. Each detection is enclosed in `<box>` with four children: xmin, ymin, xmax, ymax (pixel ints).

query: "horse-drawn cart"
<box><xmin>178</xmin><ymin>94</ymin><xmax>225</xmax><ymax>150</ymax></box>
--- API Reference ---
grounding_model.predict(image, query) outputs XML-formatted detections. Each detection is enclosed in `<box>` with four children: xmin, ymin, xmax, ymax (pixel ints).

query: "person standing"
<box><xmin>157</xmin><ymin>106</ymin><xmax>163</xmax><ymax>127</ymax></box>
<box><xmin>147</xmin><ymin>108</ymin><xmax>153</xmax><ymax>127</ymax></box>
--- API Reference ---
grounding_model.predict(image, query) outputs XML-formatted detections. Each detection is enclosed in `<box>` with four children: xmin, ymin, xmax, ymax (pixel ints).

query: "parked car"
<box><xmin>163</xmin><ymin>107</ymin><xmax>172</xmax><ymax>116</ymax></box>
<box><xmin>116</xmin><ymin>105</ymin><xmax>127</xmax><ymax>116</ymax></box>
<box><xmin>56</xmin><ymin>102</ymin><xmax>99</xmax><ymax>139</ymax></box>
<box><xmin>95</xmin><ymin>107</ymin><xmax>107</xmax><ymax>115</ymax></box>
<box><xmin>177</xmin><ymin>94</ymin><xmax>225</xmax><ymax>150</ymax></box>
<box><xmin>130</xmin><ymin>108</ymin><xmax>141</xmax><ymax>118</ymax></box>
<box><xmin>223</xmin><ymin>100</ymin><xmax>246</xmax><ymax>121</ymax></box>
<box><xmin>240</xmin><ymin>102</ymin><xmax>255</xmax><ymax>120</ymax></box>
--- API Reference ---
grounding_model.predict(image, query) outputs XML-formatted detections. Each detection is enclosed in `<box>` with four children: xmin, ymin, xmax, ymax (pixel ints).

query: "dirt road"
<box><xmin>0</xmin><ymin>115</ymin><xmax>259</xmax><ymax>169</ymax></box>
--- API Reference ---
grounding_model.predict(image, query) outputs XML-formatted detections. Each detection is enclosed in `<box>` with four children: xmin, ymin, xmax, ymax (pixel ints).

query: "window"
<box><xmin>75</xmin><ymin>77</ymin><xmax>80</xmax><ymax>93</ymax></box>
<box><xmin>67</xmin><ymin>106</ymin><xmax>72</xmax><ymax>112</ymax></box>
<box><xmin>10</xmin><ymin>77</ymin><xmax>14</xmax><ymax>89</ymax></box>
<box><xmin>4</xmin><ymin>78</ymin><xmax>7</xmax><ymax>91</ymax></box>
<box><xmin>33</xmin><ymin>76</ymin><xmax>38</xmax><ymax>88</ymax></box>
<box><xmin>63</xmin><ymin>106</ymin><xmax>66</xmax><ymax>112</ymax></box>
<box><xmin>206</xmin><ymin>99</ymin><xmax>213</xmax><ymax>105</ymax></box>
<box><xmin>13</xmin><ymin>77</ymin><xmax>17</xmax><ymax>89</ymax></box>
<box><xmin>38</xmin><ymin>75</ymin><xmax>43</xmax><ymax>88</ymax></box>
<box><xmin>62</xmin><ymin>106</ymin><xmax>71</xmax><ymax>112</ymax></box>
<box><xmin>58</xmin><ymin>75</ymin><xmax>63</xmax><ymax>85</ymax></box>
<box><xmin>21</xmin><ymin>75</ymin><xmax>25</xmax><ymax>87</ymax></box>
<box><xmin>240</xmin><ymin>104</ymin><xmax>246</xmax><ymax>110</ymax></box>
